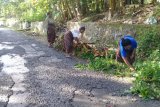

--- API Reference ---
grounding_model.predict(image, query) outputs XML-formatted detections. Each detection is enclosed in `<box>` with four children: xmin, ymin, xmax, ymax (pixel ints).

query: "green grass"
<box><xmin>74</xmin><ymin>25</ymin><xmax>160</xmax><ymax>99</ymax></box>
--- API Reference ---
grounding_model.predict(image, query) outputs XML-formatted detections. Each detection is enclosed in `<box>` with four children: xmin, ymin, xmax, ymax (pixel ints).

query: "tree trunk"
<box><xmin>76</xmin><ymin>0</ymin><xmax>82</xmax><ymax>19</ymax></box>
<box><xmin>108</xmin><ymin>0</ymin><xmax>116</xmax><ymax>20</ymax></box>
<box><xmin>104</xmin><ymin>0</ymin><xmax>109</xmax><ymax>11</ymax></box>
<box><xmin>65</xmin><ymin>0</ymin><xmax>74</xmax><ymax>19</ymax></box>
<box><xmin>81</xmin><ymin>0</ymin><xmax>88</xmax><ymax>16</ymax></box>
<box><xmin>125</xmin><ymin>0</ymin><xmax>131</xmax><ymax>5</ymax></box>
<box><xmin>95</xmin><ymin>0</ymin><xmax>100</xmax><ymax>13</ymax></box>
<box><xmin>59</xmin><ymin>0</ymin><xmax>67</xmax><ymax>21</ymax></box>
<box><xmin>119</xmin><ymin>0</ymin><xmax>125</xmax><ymax>14</ymax></box>
<box><xmin>152</xmin><ymin>0</ymin><xmax>157</xmax><ymax>4</ymax></box>
<box><xmin>140</xmin><ymin>0</ymin><xmax>144</xmax><ymax>5</ymax></box>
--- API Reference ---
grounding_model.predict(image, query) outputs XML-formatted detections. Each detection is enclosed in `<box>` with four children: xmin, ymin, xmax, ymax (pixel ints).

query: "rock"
<box><xmin>144</xmin><ymin>16</ymin><xmax>157</xmax><ymax>24</ymax></box>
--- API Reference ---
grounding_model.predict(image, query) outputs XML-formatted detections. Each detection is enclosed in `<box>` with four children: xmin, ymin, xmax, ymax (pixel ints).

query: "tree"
<box><xmin>108</xmin><ymin>0</ymin><xmax>116</xmax><ymax>19</ymax></box>
<box><xmin>104</xmin><ymin>0</ymin><xmax>109</xmax><ymax>10</ymax></box>
<box><xmin>152</xmin><ymin>0</ymin><xmax>157</xmax><ymax>4</ymax></box>
<box><xmin>125</xmin><ymin>0</ymin><xmax>132</xmax><ymax>4</ymax></box>
<box><xmin>80</xmin><ymin>0</ymin><xmax>88</xmax><ymax>15</ymax></box>
<box><xmin>140</xmin><ymin>0</ymin><xmax>144</xmax><ymax>5</ymax></box>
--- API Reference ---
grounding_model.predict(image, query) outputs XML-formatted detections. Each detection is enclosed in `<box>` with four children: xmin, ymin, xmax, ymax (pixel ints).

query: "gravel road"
<box><xmin>0</xmin><ymin>27</ymin><xmax>159</xmax><ymax>107</ymax></box>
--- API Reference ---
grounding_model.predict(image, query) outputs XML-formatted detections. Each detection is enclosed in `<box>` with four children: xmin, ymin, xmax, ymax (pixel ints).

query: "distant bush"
<box><xmin>154</xmin><ymin>4</ymin><xmax>160</xmax><ymax>19</ymax></box>
<box><xmin>136</xmin><ymin>26</ymin><xmax>160</xmax><ymax>60</ymax></box>
<box><xmin>131</xmin><ymin>60</ymin><xmax>160</xmax><ymax>99</ymax></box>
<box><xmin>74</xmin><ymin>25</ymin><xmax>160</xmax><ymax>99</ymax></box>
<box><xmin>131</xmin><ymin>26</ymin><xmax>160</xmax><ymax>99</ymax></box>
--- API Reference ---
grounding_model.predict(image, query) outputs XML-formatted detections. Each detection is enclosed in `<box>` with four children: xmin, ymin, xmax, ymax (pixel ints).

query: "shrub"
<box><xmin>131</xmin><ymin>60</ymin><xmax>160</xmax><ymax>99</ymax></box>
<box><xmin>131</xmin><ymin>27</ymin><xmax>160</xmax><ymax>99</ymax></box>
<box><xmin>136</xmin><ymin>27</ymin><xmax>160</xmax><ymax>60</ymax></box>
<box><xmin>74</xmin><ymin>25</ymin><xmax>160</xmax><ymax>99</ymax></box>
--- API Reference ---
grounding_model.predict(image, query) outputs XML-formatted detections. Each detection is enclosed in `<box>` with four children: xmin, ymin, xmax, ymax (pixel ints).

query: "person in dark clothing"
<box><xmin>64</xmin><ymin>26</ymin><xmax>85</xmax><ymax>57</ymax></box>
<box><xmin>44</xmin><ymin>12</ymin><xmax>56</xmax><ymax>48</ymax></box>
<box><xmin>116</xmin><ymin>34</ymin><xmax>137</xmax><ymax>71</ymax></box>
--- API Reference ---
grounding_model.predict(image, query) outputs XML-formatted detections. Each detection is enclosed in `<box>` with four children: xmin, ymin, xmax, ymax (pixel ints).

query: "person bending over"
<box><xmin>64</xmin><ymin>26</ymin><xmax>85</xmax><ymax>57</ymax></box>
<box><xmin>116</xmin><ymin>35</ymin><xmax>137</xmax><ymax>71</ymax></box>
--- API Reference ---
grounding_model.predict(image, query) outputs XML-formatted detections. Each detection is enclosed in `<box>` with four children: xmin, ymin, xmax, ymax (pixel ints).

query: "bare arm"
<box><xmin>131</xmin><ymin>48</ymin><xmax>136</xmax><ymax>59</ymax></box>
<box><xmin>116</xmin><ymin>48</ymin><xmax>120</xmax><ymax>57</ymax></box>
<box><xmin>74</xmin><ymin>37</ymin><xmax>80</xmax><ymax>43</ymax></box>
<box><xmin>122</xmin><ymin>57</ymin><xmax>135</xmax><ymax>71</ymax></box>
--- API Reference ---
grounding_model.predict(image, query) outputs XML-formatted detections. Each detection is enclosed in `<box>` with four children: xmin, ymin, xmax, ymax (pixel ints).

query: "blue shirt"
<box><xmin>119</xmin><ymin>35</ymin><xmax>137</xmax><ymax>57</ymax></box>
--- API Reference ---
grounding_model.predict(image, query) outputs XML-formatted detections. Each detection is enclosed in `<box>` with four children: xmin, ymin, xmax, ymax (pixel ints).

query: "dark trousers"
<box><xmin>64</xmin><ymin>31</ymin><xmax>74</xmax><ymax>53</ymax></box>
<box><xmin>47</xmin><ymin>23</ymin><xmax>56</xmax><ymax>44</ymax></box>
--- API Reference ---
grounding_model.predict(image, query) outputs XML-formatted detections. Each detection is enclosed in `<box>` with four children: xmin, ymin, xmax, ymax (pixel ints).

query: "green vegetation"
<box><xmin>136</xmin><ymin>25</ymin><xmax>160</xmax><ymax>60</ymax></box>
<box><xmin>75</xmin><ymin>56</ymin><xmax>133</xmax><ymax>77</ymax></box>
<box><xmin>0</xmin><ymin>0</ymin><xmax>160</xmax><ymax>23</ymax></box>
<box><xmin>131</xmin><ymin>26</ymin><xmax>160</xmax><ymax>100</ymax></box>
<box><xmin>0</xmin><ymin>0</ymin><xmax>160</xmax><ymax>101</ymax></box>
<box><xmin>74</xmin><ymin>26</ymin><xmax>160</xmax><ymax>99</ymax></box>
<box><xmin>74</xmin><ymin>47</ymin><xmax>133</xmax><ymax>77</ymax></box>
<box><xmin>154</xmin><ymin>4</ymin><xmax>160</xmax><ymax>18</ymax></box>
<box><xmin>131</xmin><ymin>60</ymin><xmax>160</xmax><ymax>99</ymax></box>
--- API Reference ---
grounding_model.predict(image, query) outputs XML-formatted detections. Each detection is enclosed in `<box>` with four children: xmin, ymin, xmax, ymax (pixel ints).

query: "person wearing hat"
<box><xmin>116</xmin><ymin>33</ymin><xmax>137</xmax><ymax>71</ymax></box>
<box><xmin>64</xmin><ymin>26</ymin><xmax>85</xmax><ymax>57</ymax></box>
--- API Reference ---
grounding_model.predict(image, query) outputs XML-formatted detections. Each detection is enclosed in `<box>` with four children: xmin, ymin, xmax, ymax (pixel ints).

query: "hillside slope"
<box><xmin>80</xmin><ymin>4</ymin><xmax>160</xmax><ymax>24</ymax></box>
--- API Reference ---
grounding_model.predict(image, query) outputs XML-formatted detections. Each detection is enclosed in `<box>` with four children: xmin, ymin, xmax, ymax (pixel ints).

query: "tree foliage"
<box><xmin>0</xmin><ymin>0</ymin><xmax>159</xmax><ymax>22</ymax></box>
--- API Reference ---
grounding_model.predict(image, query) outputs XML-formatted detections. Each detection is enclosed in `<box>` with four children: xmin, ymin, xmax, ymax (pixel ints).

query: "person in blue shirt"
<box><xmin>116</xmin><ymin>34</ymin><xmax>137</xmax><ymax>71</ymax></box>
